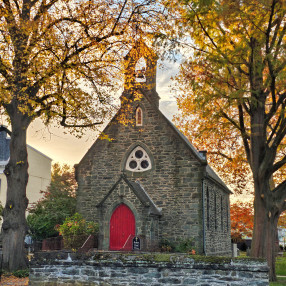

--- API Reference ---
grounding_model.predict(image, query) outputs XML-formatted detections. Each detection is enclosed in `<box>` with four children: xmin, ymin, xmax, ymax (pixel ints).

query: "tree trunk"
<box><xmin>1</xmin><ymin>115</ymin><xmax>30</xmax><ymax>271</ymax></box>
<box><xmin>251</xmin><ymin>185</ymin><xmax>279</xmax><ymax>282</ymax></box>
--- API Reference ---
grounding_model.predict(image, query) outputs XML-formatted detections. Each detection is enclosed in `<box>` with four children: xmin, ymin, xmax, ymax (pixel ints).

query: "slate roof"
<box><xmin>129</xmin><ymin>180</ymin><xmax>162</xmax><ymax>216</ymax></box>
<box><xmin>169</xmin><ymin>120</ymin><xmax>231</xmax><ymax>193</ymax></box>
<box><xmin>97</xmin><ymin>174</ymin><xmax>162</xmax><ymax>216</ymax></box>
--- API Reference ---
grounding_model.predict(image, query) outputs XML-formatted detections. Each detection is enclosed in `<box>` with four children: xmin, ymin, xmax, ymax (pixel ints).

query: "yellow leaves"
<box><xmin>0</xmin><ymin>275</ymin><xmax>29</xmax><ymax>285</ymax></box>
<box><xmin>172</xmin><ymin>0</ymin><xmax>286</xmax><ymax>196</ymax></box>
<box><xmin>0</xmin><ymin>0</ymin><xmax>168</xmax><ymax>134</ymax></box>
<box><xmin>133</xmin><ymin>90</ymin><xmax>143</xmax><ymax>101</ymax></box>
<box><xmin>123</xmin><ymin>39</ymin><xmax>157</xmax><ymax>91</ymax></box>
<box><xmin>98</xmin><ymin>133</ymin><xmax>114</xmax><ymax>142</ymax></box>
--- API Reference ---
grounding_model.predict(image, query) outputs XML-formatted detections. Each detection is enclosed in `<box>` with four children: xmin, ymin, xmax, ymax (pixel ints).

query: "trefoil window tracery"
<box><xmin>125</xmin><ymin>146</ymin><xmax>151</xmax><ymax>172</ymax></box>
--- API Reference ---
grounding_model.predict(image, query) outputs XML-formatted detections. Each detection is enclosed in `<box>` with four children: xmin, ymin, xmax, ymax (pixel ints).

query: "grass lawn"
<box><xmin>239</xmin><ymin>252</ymin><xmax>286</xmax><ymax>285</ymax></box>
<box><xmin>271</xmin><ymin>254</ymin><xmax>286</xmax><ymax>285</ymax></box>
<box><xmin>270</xmin><ymin>253</ymin><xmax>286</xmax><ymax>285</ymax></box>
<box><xmin>276</xmin><ymin>255</ymin><xmax>286</xmax><ymax>276</ymax></box>
<box><xmin>270</xmin><ymin>277</ymin><xmax>286</xmax><ymax>286</ymax></box>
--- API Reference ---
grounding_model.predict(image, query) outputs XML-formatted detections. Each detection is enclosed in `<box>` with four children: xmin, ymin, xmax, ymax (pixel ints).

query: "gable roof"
<box><xmin>96</xmin><ymin>174</ymin><xmax>162</xmax><ymax>216</ymax></box>
<box><xmin>140</xmin><ymin>89</ymin><xmax>232</xmax><ymax>194</ymax></box>
<box><xmin>78</xmin><ymin>87</ymin><xmax>231</xmax><ymax>194</ymax></box>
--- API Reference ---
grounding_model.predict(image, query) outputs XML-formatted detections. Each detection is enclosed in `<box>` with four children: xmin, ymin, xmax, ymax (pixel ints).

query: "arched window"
<box><xmin>135</xmin><ymin>57</ymin><xmax>146</xmax><ymax>82</ymax></box>
<box><xmin>125</xmin><ymin>146</ymin><xmax>152</xmax><ymax>172</ymax></box>
<box><xmin>136</xmin><ymin>107</ymin><xmax>143</xmax><ymax>126</ymax></box>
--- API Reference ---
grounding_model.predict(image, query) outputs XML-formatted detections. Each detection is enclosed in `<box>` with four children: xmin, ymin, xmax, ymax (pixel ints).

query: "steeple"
<box><xmin>122</xmin><ymin>40</ymin><xmax>160</xmax><ymax>107</ymax></box>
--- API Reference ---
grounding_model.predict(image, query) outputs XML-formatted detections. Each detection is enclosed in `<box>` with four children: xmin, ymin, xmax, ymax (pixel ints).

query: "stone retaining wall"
<box><xmin>29</xmin><ymin>251</ymin><xmax>269</xmax><ymax>286</ymax></box>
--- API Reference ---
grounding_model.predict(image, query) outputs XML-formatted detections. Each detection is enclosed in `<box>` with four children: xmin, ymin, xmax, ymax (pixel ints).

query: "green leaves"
<box><xmin>27</xmin><ymin>163</ymin><xmax>77</xmax><ymax>240</ymax></box>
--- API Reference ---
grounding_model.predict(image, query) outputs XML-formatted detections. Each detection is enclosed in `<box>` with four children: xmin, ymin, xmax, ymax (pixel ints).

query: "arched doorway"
<box><xmin>109</xmin><ymin>204</ymin><xmax>135</xmax><ymax>250</ymax></box>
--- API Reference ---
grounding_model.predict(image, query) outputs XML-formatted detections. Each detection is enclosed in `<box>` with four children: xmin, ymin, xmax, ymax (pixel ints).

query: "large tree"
<box><xmin>169</xmin><ymin>0</ymin><xmax>286</xmax><ymax>280</ymax></box>
<box><xmin>0</xmin><ymin>0</ymin><xmax>165</xmax><ymax>271</ymax></box>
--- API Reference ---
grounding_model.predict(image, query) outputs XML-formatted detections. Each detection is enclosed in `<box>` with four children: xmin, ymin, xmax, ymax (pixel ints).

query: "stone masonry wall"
<box><xmin>29</xmin><ymin>251</ymin><xmax>269</xmax><ymax>286</ymax></box>
<box><xmin>203</xmin><ymin>178</ymin><xmax>232</xmax><ymax>256</ymax></box>
<box><xmin>97</xmin><ymin>180</ymin><xmax>160</xmax><ymax>250</ymax></box>
<box><xmin>76</xmin><ymin>94</ymin><xmax>205</xmax><ymax>252</ymax></box>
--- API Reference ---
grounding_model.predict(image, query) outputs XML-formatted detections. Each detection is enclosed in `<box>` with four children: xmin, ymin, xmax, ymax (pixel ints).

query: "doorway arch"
<box><xmin>109</xmin><ymin>204</ymin><xmax>135</xmax><ymax>250</ymax></box>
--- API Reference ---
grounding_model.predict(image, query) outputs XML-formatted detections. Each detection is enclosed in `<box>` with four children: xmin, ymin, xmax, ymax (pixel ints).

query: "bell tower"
<box><xmin>123</xmin><ymin>40</ymin><xmax>160</xmax><ymax>107</ymax></box>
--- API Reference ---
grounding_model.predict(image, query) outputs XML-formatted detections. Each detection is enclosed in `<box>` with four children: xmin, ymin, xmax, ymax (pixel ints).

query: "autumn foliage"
<box><xmin>230</xmin><ymin>201</ymin><xmax>286</xmax><ymax>242</ymax></box>
<box><xmin>278</xmin><ymin>212</ymin><xmax>286</xmax><ymax>229</ymax></box>
<box><xmin>0</xmin><ymin>0</ymin><xmax>167</xmax><ymax>271</ymax></box>
<box><xmin>169</xmin><ymin>0</ymin><xmax>286</xmax><ymax>280</ymax></box>
<box><xmin>230</xmin><ymin>202</ymin><xmax>254</xmax><ymax>241</ymax></box>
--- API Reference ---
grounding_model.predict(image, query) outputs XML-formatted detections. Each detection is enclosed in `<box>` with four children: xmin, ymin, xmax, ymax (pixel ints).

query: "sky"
<box><xmin>26</xmin><ymin>60</ymin><xmax>180</xmax><ymax>166</ymax></box>
<box><xmin>25</xmin><ymin>59</ymin><xmax>249</xmax><ymax>202</ymax></box>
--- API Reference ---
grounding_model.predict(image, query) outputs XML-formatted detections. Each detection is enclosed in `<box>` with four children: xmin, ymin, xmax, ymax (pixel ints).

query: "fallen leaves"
<box><xmin>0</xmin><ymin>275</ymin><xmax>29</xmax><ymax>286</ymax></box>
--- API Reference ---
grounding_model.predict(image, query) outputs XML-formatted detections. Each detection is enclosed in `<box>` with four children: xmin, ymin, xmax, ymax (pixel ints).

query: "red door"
<box><xmin>109</xmin><ymin>204</ymin><xmax>135</xmax><ymax>250</ymax></box>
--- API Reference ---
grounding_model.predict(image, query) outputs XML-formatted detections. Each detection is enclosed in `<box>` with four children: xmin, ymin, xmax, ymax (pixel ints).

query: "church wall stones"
<box><xmin>76</xmin><ymin>95</ymin><xmax>206</xmax><ymax>252</ymax></box>
<box><xmin>75</xmin><ymin>40</ymin><xmax>232</xmax><ymax>255</ymax></box>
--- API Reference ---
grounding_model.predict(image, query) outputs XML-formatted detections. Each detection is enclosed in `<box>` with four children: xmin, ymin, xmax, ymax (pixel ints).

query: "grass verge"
<box><xmin>276</xmin><ymin>255</ymin><xmax>286</xmax><ymax>276</ymax></box>
<box><xmin>270</xmin><ymin>277</ymin><xmax>286</xmax><ymax>286</ymax></box>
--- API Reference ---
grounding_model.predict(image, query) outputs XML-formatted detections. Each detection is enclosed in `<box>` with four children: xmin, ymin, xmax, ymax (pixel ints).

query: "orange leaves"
<box><xmin>0</xmin><ymin>275</ymin><xmax>29</xmax><ymax>285</ymax></box>
<box><xmin>278</xmin><ymin>211</ymin><xmax>286</xmax><ymax>228</ymax></box>
<box><xmin>172</xmin><ymin>0</ymin><xmax>286</xmax><ymax>197</ymax></box>
<box><xmin>174</xmin><ymin>93</ymin><xmax>252</xmax><ymax>195</ymax></box>
<box><xmin>230</xmin><ymin>201</ymin><xmax>254</xmax><ymax>241</ymax></box>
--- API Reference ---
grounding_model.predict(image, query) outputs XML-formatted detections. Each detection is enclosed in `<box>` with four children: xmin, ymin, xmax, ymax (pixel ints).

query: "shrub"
<box><xmin>12</xmin><ymin>269</ymin><xmax>30</xmax><ymax>278</ymax></box>
<box><xmin>56</xmin><ymin>213</ymin><xmax>98</xmax><ymax>249</ymax></box>
<box><xmin>159</xmin><ymin>239</ymin><xmax>175</xmax><ymax>252</ymax></box>
<box><xmin>27</xmin><ymin>163</ymin><xmax>77</xmax><ymax>240</ymax></box>
<box><xmin>159</xmin><ymin>238</ymin><xmax>196</xmax><ymax>254</ymax></box>
<box><xmin>175</xmin><ymin>238</ymin><xmax>196</xmax><ymax>254</ymax></box>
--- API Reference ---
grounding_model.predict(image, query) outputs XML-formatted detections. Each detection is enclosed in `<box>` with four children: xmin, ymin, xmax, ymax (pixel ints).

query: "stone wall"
<box><xmin>203</xmin><ymin>178</ymin><xmax>232</xmax><ymax>256</ymax></box>
<box><xmin>29</xmin><ymin>251</ymin><xmax>269</xmax><ymax>286</ymax></box>
<box><xmin>76</xmin><ymin>92</ymin><xmax>232</xmax><ymax>255</ymax></box>
<box><xmin>76</xmin><ymin>94</ymin><xmax>206</xmax><ymax>252</ymax></box>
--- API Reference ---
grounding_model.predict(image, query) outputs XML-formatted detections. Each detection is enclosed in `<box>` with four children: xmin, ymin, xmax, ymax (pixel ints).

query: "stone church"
<box><xmin>75</xmin><ymin>40</ymin><xmax>232</xmax><ymax>255</ymax></box>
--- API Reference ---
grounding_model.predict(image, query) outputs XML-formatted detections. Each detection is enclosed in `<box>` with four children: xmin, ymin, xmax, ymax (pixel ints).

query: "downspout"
<box><xmin>202</xmin><ymin>178</ymin><xmax>206</xmax><ymax>255</ymax></box>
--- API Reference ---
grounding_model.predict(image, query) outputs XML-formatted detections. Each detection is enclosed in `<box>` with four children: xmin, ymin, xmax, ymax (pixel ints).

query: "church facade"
<box><xmin>75</xmin><ymin>41</ymin><xmax>232</xmax><ymax>255</ymax></box>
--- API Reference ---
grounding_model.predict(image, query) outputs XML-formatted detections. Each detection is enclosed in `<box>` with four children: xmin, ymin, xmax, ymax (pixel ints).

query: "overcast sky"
<box><xmin>27</xmin><ymin>60</ymin><xmax>180</xmax><ymax>166</ymax></box>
